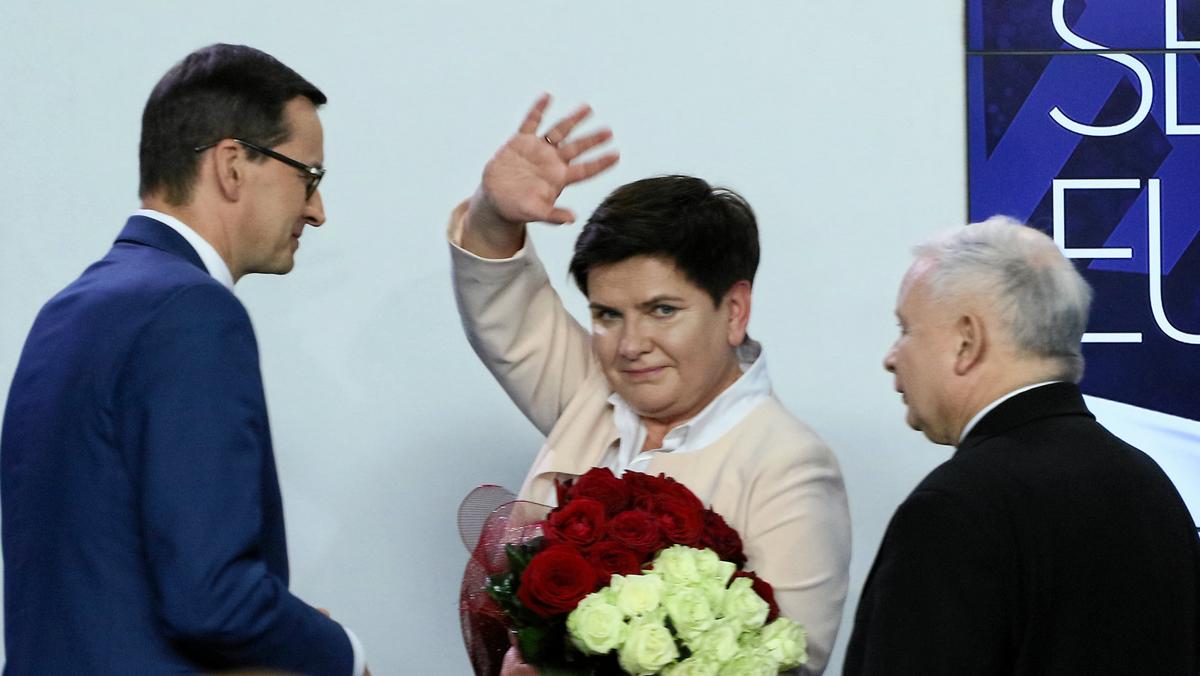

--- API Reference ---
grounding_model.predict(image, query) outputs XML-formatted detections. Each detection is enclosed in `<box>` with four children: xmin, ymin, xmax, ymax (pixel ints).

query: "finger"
<box><xmin>518</xmin><ymin>94</ymin><xmax>552</xmax><ymax>135</ymax></box>
<box><xmin>317</xmin><ymin>607</ymin><xmax>331</xmax><ymax>618</ymax></box>
<box><xmin>545</xmin><ymin>207</ymin><xmax>576</xmax><ymax>225</ymax></box>
<box><xmin>500</xmin><ymin>646</ymin><xmax>520</xmax><ymax>673</ymax></box>
<box><xmin>559</xmin><ymin>128</ymin><xmax>613</xmax><ymax>162</ymax></box>
<box><xmin>565</xmin><ymin>151</ymin><xmax>620</xmax><ymax>184</ymax></box>
<box><xmin>543</xmin><ymin>104</ymin><xmax>592</xmax><ymax>145</ymax></box>
<box><xmin>501</xmin><ymin>646</ymin><xmax>536</xmax><ymax>675</ymax></box>
<box><xmin>503</xmin><ymin>644</ymin><xmax>522</xmax><ymax>664</ymax></box>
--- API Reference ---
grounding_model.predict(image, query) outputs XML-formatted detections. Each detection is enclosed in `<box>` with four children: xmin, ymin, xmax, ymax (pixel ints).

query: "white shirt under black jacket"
<box><xmin>133</xmin><ymin>209</ymin><xmax>366</xmax><ymax>676</ymax></box>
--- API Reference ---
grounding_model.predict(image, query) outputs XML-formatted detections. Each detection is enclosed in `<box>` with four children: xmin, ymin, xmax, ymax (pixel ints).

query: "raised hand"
<box><xmin>463</xmin><ymin>94</ymin><xmax>619</xmax><ymax>258</ymax></box>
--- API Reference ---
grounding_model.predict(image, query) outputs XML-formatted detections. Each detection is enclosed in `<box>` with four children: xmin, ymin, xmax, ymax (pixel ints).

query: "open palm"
<box><xmin>481</xmin><ymin>94</ymin><xmax>619</xmax><ymax>226</ymax></box>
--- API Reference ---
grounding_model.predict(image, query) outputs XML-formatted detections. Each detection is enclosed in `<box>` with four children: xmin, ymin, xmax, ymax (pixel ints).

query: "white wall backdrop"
<box><xmin>0</xmin><ymin>2</ymin><xmax>967</xmax><ymax>673</ymax></box>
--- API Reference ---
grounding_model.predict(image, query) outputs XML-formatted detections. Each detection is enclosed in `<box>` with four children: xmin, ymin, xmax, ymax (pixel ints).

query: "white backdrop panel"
<box><xmin>0</xmin><ymin>2</ymin><xmax>965</xmax><ymax>673</ymax></box>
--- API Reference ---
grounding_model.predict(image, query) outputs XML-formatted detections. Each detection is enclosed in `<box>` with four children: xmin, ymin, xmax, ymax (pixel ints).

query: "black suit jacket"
<box><xmin>844</xmin><ymin>383</ymin><xmax>1200</xmax><ymax>675</ymax></box>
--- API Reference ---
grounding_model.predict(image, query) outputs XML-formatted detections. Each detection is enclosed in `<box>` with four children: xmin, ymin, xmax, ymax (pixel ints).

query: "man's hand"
<box><xmin>463</xmin><ymin>94</ymin><xmax>619</xmax><ymax>258</ymax></box>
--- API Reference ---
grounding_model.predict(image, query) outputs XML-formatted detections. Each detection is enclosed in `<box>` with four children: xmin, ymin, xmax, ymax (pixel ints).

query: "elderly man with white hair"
<box><xmin>843</xmin><ymin>217</ymin><xmax>1200</xmax><ymax>675</ymax></box>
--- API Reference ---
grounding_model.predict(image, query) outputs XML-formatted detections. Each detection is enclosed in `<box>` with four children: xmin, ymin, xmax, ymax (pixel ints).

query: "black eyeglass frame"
<box><xmin>193</xmin><ymin>138</ymin><xmax>324</xmax><ymax>199</ymax></box>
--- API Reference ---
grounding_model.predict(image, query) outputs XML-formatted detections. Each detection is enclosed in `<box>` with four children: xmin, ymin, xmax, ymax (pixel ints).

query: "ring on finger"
<box><xmin>543</xmin><ymin>134</ymin><xmax>559</xmax><ymax>146</ymax></box>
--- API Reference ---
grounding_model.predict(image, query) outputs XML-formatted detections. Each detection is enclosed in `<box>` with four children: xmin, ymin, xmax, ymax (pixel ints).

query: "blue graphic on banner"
<box><xmin>967</xmin><ymin>0</ymin><xmax>1200</xmax><ymax>523</ymax></box>
<box><xmin>968</xmin><ymin>0</ymin><xmax>1200</xmax><ymax>51</ymax></box>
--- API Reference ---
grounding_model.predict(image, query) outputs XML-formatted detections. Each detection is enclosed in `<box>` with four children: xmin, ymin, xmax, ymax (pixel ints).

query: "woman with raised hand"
<box><xmin>450</xmin><ymin>95</ymin><xmax>850</xmax><ymax>675</ymax></box>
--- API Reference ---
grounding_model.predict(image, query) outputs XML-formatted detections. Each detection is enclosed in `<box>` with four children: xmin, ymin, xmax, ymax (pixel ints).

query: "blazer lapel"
<box><xmin>522</xmin><ymin>373</ymin><xmax>621</xmax><ymax>502</ymax></box>
<box><xmin>114</xmin><ymin>215</ymin><xmax>208</xmax><ymax>273</ymax></box>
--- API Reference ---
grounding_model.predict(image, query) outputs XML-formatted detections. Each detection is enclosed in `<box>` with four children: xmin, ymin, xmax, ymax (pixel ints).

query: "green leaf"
<box><xmin>485</xmin><ymin>573</ymin><xmax>515</xmax><ymax>607</ymax></box>
<box><xmin>539</xmin><ymin>667</ymin><xmax>589</xmax><ymax>676</ymax></box>
<box><xmin>517</xmin><ymin>625</ymin><xmax>549</xmax><ymax>663</ymax></box>
<box><xmin>505</xmin><ymin>543</ymin><xmax>529</xmax><ymax>574</ymax></box>
<box><xmin>505</xmin><ymin>536</ymin><xmax>546</xmax><ymax>576</ymax></box>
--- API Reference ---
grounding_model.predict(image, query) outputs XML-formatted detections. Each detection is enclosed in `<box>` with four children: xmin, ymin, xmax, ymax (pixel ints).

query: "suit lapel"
<box><xmin>114</xmin><ymin>215</ymin><xmax>208</xmax><ymax>273</ymax></box>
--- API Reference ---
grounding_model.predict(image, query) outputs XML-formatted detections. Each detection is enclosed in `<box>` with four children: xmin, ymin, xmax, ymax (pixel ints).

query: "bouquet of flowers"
<box><xmin>459</xmin><ymin>468</ymin><xmax>806</xmax><ymax>675</ymax></box>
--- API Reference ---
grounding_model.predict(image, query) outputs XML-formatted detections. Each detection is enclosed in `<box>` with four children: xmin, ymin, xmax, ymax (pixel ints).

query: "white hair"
<box><xmin>914</xmin><ymin>215</ymin><xmax>1094</xmax><ymax>382</ymax></box>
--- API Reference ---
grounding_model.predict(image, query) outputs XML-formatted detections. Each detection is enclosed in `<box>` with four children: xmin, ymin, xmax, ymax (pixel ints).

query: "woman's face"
<box><xmin>587</xmin><ymin>255</ymin><xmax>749</xmax><ymax>427</ymax></box>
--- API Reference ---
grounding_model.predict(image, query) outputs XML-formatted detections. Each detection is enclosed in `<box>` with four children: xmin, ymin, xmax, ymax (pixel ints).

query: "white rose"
<box><xmin>697</xmin><ymin>578</ymin><xmax>728</xmax><ymax>612</ymax></box>
<box><xmin>618</xmin><ymin>617</ymin><xmax>680</xmax><ymax>675</ymax></box>
<box><xmin>687</xmin><ymin>618</ymin><xmax>741</xmax><ymax>663</ymax></box>
<box><xmin>717</xmin><ymin>650</ymin><xmax>779</xmax><ymax>676</ymax></box>
<box><xmin>611</xmin><ymin>573</ymin><xmax>665</xmax><ymax>617</ymax></box>
<box><xmin>691</xmin><ymin>548</ymin><xmax>736</xmax><ymax>586</ymax></box>
<box><xmin>653</xmin><ymin>545</ymin><xmax>705</xmax><ymax>586</ymax></box>
<box><xmin>721</xmin><ymin>577</ymin><xmax>770</xmax><ymax>631</ymax></box>
<box><xmin>661</xmin><ymin>651</ymin><xmax>722</xmax><ymax>676</ymax></box>
<box><xmin>566</xmin><ymin>592</ymin><xmax>628</xmax><ymax>655</ymax></box>
<box><xmin>663</xmin><ymin>586</ymin><xmax>716</xmax><ymax>640</ymax></box>
<box><xmin>757</xmin><ymin>617</ymin><xmax>807</xmax><ymax>669</ymax></box>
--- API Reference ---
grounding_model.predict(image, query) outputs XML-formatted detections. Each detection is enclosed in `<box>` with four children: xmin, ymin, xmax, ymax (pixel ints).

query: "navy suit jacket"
<box><xmin>1</xmin><ymin>216</ymin><xmax>352</xmax><ymax>674</ymax></box>
<box><xmin>844</xmin><ymin>383</ymin><xmax>1200</xmax><ymax>675</ymax></box>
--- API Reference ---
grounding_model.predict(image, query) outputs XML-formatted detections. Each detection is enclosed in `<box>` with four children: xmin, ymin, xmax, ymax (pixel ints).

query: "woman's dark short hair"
<box><xmin>569</xmin><ymin>175</ymin><xmax>760</xmax><ymax>305</ymax></box>
<box><xmin>138</xmin><ymin>43</ymin><xmax>326</xmax><ymax>205</ymax></box>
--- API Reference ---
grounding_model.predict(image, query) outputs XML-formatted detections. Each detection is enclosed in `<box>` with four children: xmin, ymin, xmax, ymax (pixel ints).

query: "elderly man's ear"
<box><xmin>953</xmin><ymin>314</ymin><xmax>987</xmax><ymax>376</ymax></box>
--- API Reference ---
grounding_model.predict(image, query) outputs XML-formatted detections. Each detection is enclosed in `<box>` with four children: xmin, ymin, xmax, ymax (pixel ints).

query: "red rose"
<box><xmin>700</xmin><ymin>509</ymin><xmax>746</xmax><ymax>567</ymax></box>
<box><xmin>733</xmin><ymin>570</ymin><xmax>780</xmax><ymax>623</ymax></box>
<box><xmin>632</xmin><ymin>492</ymin><xmax>662</xmax><ymax>514</ymax></box>
<box><xmin>624</xmin><ymin>472</ymin><xmax>705</xmax><ymax>511</ymax></box>
<box><xmin>517</xmin><ymin>545</ymin><xmax>597</xmax><ymax>617</ymax></box>
<box><xmin>657</xmin><ymin>473</ymin><xmax>700</xmax><ymax>511</ymax></box>
<box><xmin>546</xmin><ymin>497</ymin><xmax>607</xmax><ymax>547</ymax></box>
<box><xmin>586</xmin><ymin>541</ymin><xmax>642</xmax><ymax>583</ymax></box>
<box><xmin>568</xmin><ymin>467</ymin><xmax>631</xmax><ymax>516</ymax></box>
<box><xmin>648</xmin><ymin>495</ymin><xmax>704</xmax><ymax>546</ymax></box>
<box><xmin>622</xmin><ymin>471</ymin><xmax>667</xmax><ymax>499</ymax></box>
<box><xmin>605</xmin><ymin>509</ymin><xmax>662</xmax><ymax>559</ymax></box>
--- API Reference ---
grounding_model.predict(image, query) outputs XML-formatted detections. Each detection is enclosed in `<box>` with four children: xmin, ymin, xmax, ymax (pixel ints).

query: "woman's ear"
<box><xmin>724</xmin><ymin>280</ymin><xmax>752</xmax><ymax>346</ymax></box>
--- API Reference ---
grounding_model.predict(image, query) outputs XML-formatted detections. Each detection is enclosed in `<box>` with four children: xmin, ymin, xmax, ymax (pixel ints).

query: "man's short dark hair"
<box><xmin>569</xmin><ymin>175</ymin><xmax>760</xmax><ymax>305</ymax></box>
<box><xmin>138</xmin><ymin>43</ymin><xmax>326</xmax><ymax>205</ymax></box>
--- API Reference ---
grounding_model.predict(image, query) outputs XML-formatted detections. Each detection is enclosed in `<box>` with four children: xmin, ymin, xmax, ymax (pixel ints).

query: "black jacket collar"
<box><xmin>958</xmin><ymin>382</ymin><xmax>1094</xmax><ymax>451</ymax></box>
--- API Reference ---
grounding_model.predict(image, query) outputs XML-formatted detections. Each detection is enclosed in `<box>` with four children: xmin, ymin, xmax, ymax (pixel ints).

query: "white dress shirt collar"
<box><xmin>958</xmin><ymin>380</ymin><xmax>1061</xmax><ymax>444</ymax></box>
<box><xmin>134</xmin><ymin>209</ymin><xmax>234</xmax><ymax>292</ymax></box>
<box><xmin>604</xmin><ymin>339</ymin><xmax>772</xmax><ymax>475</ymax></box>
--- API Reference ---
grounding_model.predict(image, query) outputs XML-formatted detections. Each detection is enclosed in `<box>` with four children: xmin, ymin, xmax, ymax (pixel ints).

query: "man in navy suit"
<box><xmin>2</xmin><ymin>44</ymin><xmax>366</xmax><ymax>674</ymax></box>
<box><xmin>844</xmin><ymin>217</ymin><xmax>1200</xmax><ymax>674</ymax></box>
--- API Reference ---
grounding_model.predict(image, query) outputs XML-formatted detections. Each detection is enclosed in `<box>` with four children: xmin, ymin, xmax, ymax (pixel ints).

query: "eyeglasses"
<box><xmin>193</xmin><ymin>138</ymin><xmax>325</xmax><ymax>200</ymax></box>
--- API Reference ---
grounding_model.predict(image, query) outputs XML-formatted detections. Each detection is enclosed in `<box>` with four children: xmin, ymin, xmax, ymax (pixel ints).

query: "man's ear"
<box><xmin>953</xmin><ymin>313</ymin><xmax>986</xmax><ymax>376</ymax></box>
<box><xmin>211</xmin><ymin>139</ymin><xmax>245</xmax><ymax>202</ymax></box>
<box><xmin>724</xmin><ymin>280</ymin><xmax>752</xmax><ymax>346</ymax></box>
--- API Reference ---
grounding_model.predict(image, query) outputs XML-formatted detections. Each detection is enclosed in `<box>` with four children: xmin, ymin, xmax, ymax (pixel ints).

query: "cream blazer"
<box><xmin>449</xmin><ymin>204</ymin><xmax>851</xmax><ymax>674</ymax></box>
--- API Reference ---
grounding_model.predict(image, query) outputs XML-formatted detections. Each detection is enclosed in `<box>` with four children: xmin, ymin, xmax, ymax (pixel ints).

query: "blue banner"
<box><xmin>967</xmin><ymin>0</ymin><xmax>1200</xmax><ymax>522</ymax></box>
<box><xmin>969</xmin><ymin>0</ymin><xmax>1200</xmax><ymax>51</ymax></box>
